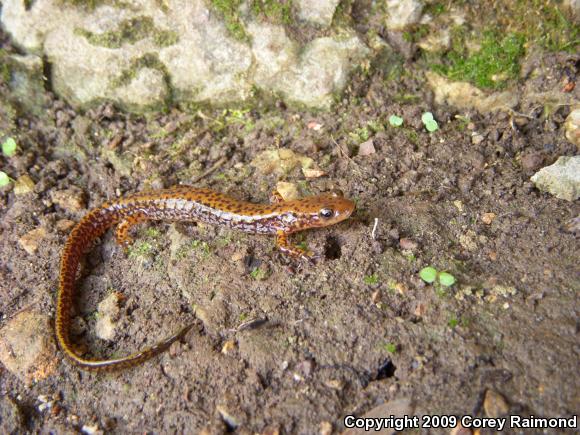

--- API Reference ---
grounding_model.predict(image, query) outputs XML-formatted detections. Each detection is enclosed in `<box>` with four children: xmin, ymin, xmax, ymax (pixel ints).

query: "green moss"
<box><xmin>75</xmin><ymin>16</ymin><xmax>178</xmax><ymax>48</ymax></box>
<box><xmin>433</xmin><ymin>29</ymin><xmax>525</xmax><ymax>89</ymax></box>
<box><xmin>251</xmin><ymin>0</ymin><xmax>293</xmax><ymax>24</ymax></box>
<box><xmin>209</xmin><ymin>0</ymin><xmax>248</xmax><ymax>41</ymax></box>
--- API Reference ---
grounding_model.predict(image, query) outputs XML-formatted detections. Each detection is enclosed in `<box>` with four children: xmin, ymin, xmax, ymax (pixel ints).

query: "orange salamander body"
<box><xmin>56</xmin><ymin>186</ymin><xmax>355</xmax><ymax>371</ymax></box>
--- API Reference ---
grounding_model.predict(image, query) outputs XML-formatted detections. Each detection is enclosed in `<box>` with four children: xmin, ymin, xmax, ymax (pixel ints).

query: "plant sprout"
<box><xmin>2</xmin><ymin>137</ymin><xmax>17</xmax><ymax>157</ymax></box>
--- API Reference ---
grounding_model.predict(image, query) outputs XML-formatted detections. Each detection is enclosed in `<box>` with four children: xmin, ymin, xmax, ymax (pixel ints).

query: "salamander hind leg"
<box><xmin>276</xmin><ymin>230</ymin><xmax>320</xmax><ymax>262</ymax></box>
<box><xmin>115</xmin><ymin>214</ymin><xmax>147</xmax><ymax>248</ymax></box>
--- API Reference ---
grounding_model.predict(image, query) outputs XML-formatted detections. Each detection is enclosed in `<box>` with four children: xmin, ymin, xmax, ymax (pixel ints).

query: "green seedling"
<box><xmin>364</xmin><ymin>274</ymin><xmax>379</xmax><ymax>285</ymax></box>
<box><xmin>2</xmin><ymin>137</ymin><xmax>17</xmax><ymax>157</ymax></box>
<box><xmin>383</xmin><ymin>342</ymin><xmax>397</xmax><ymax>354</ymax></box>
<box><xmin>388</xmin><ymin>115</ymin><xmax>404</xmax><ymax>127</ymax></box>
<box><xmin>419</xmin><ymin>266</ymin><xmax>456</xmax><ymax>287</ymax></box>
<box><xmin>421</xmin><ymin>112</ymin><xmax>439</xmax><ymax>132</ymax></box>
<box><xmin>0</xmin><ymin>171</ymin><xmax>11</xmax><ymax>187</ymax></box>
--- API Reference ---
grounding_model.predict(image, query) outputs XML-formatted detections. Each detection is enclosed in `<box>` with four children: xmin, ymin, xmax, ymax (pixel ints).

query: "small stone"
<box><xmin>319</xmin><ymin>421</ymin><xmax>333</xmax><ymax>435</ymax></box>
<box><xmin>488</xmin><ymin>251</ymin><xmax>498</xmax><ymax>261</ymax></box>
<box><xmin>386</xmin><ymin>0</ymin><xmax>423</xmax><ymax>30</ymax></box>
<box><xmin>261</xmin><ymin>426</ymin><xmax>280</xmax><ymax>435</ymax></box>
<box><xmin>483</xmin><ymin>389</ymin><xmax>509</xmax><ymax>418</ymax></box>
<box><xmin>275</xmin><ymin>182</ymin><xmax>300</xmax><ymax>201</ymax></box>
<box><xmin>51</xmin><ymin>188</ymin><xmax>86</xmax><ymax>213</ymax></box>
<box><xmin>531</xmin><ymin>156</ymin><xmax>580</xmax><ymax>201</ymax></box>
<box><xmin>251</xmin><ymin>149</ymin><xmax>314</xmax><ymax>175</ymax></box>
<box><xmin>307</xmin><ymin>121</ymin><xmax>323</xmax><ymax>131</ymax></box>
<box><xmin>413</xmin><ymin>302</ymin><xmax>427</xmax><ymax>317</ymax></box>
<box><xmin>95</xmin><ymin>292</ymin><xmax>123</xmax><ymax>341</ymax></box>
<box><xmin>81</xmin><ymin>423</ymin><xmax>103</xmax><ymax>435</ymax></box>
<box><xmin>216</xmin><ymin>405</ymin><xmax>241</xmax><ymax>429</ymax></box>
<box><xmin>358</xmin><ymin>139</ymin><xmax>376</xmax><ymax>156</ymax></box>
<box><xmin>324</xmin><ymin>379</ymin><xmax>344</xmax><ymax>390</ymax></box>
<box><xmin>221</xmin><ymin>340</ymin><xmax>237</xmax><ymax>355</ymax></box>
<box><xmin>18</xmin><ymin>227</ymin><xmax>48</xmax><ymax>254</ymax></box>
<box><xmin>296</xmin><ymin>0</ymin><xmax>341</xmax><ymax>27</ymax></box>
<box><xmin>0</xmin><ymin>311</ymin><xmax>58</xmax><ymax>383</ymax></box>
<box><xmin>302</xmin><ymin>168</ymin><xmax>327</xmax><ymax>178</ymax></box>
<box><xmin>564</xmin><ymin>108</ymin><xmax>580</xmax><ymax>149</ymax></box>
<box><xmin>459</xmin><ymin>230</ymin><xmax>478</xmax><ymax>251</ymax></box>
<box><xmin>13</xmin><ymin>175</ymin><xmax>35</xmax><ymax>196</ymax></box>
<box><xmin>56</xmin><ymin>219</ymin><xmax>76</xmax><ymax>232</ymax></box>
<box><xmin>481</xmin><ymin>213</ymin><xmax>496</xmax><ymax>225</ymax></box>
<box><xmin>0</xmin><ymin>396</ymin><xmax>24</xmax><ymax>433</ymax></box>
<box><xmin>399</xmin><ymin>238</ymin><xmax>418</xmax><ymax>251</ymax></box>
<box><xmin>471</xmin><ymin>134</ymin><xmax>484</xmax><ymax>145</ymax></box>
<box><xmin>521</xmin><ymin>152</ymin><xmax>544</xmax><ymax>172</ymax></box>
<box><xmin>296</xmin><ymin>359</ymin><xmax>315</xmax><ymax>378</ymax></box>
<box><xmin>371</xmin><ymin>290</ymin><xmax>381</xmax><ymax>304</ymax></box>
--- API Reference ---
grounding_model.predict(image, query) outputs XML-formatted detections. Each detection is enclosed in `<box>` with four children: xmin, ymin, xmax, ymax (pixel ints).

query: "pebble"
<box><xmin>319</xmin><ymin>421</ymin><xmax>333</xmax><ymax>435</ymax></box>
<box><xmin>0</xmin><ymin>396</ymin><xmax>24</xmax><ymax>433</ymax></box>
<box><xmin>358</xmin><ymin>139</ymin><xmax>376</xmax><ymax>156</ymax></box>
<box><xmin>275</xmin><ymin>182</ymin><xmax>300</xmax><ymax>201</ymax></box>
<box><xmin>399</xmin><ymin>238</ymin><xmax>418</xmax><ymax>251</ymax></box>
<box><xmin>483</xmin><ymin>389</ymin><xmax>510</xmax><ymax>417</ymax></box>
<box><xmin>471</xmin><ymin>133</ymin><xmax>485</xmax><ymax>145</ymax></box>
<box><xmin>18</xmin><ymin>227</ymin><xmax>47</xmax><ymax>254</ymax></box>
<box><xmin>56</xmin><ymin>219</ymin><xmax>76</xmax><ymax>232</ymax></box>
<box><xmin>481</xmin><ymin>212</ymin><xmax>496</xmax><ymax>225</ymax></box>
<box><xmin>221</xmin><ymin>340</ymin><xmax>237</xmax><ymax>355</ymax></box>
<box><xmin>13</xmin><ymin>175</ymin><xmax>35</xmax><ymax>196</ymax></box>
<box><xmin>521</xmin><ymin>151</ymin><xmax>544</xmax><ymax>172</ymax></box>
<box><xmin>531</xmin><ymin>156</ymin><xmax>580</xmax><ymax>201</ymax></box>
<box><xmin>564</xmin><ymin>108</ymin><xmax>580</xmax><ymax>149</ymax></box>
<box><xmin>95</xmin><ymin>292</ymin><xmax>123</xmax><ymax>341</ymax></box>
<box><xmin>51</xmin><ymin>188</ymin><xmax>86</xmax><ymax>213</ymax></box>
<box><xmin>0</xmin><ymin>311</ymin><xmax>58</xmax><ymax>383</ymax></box>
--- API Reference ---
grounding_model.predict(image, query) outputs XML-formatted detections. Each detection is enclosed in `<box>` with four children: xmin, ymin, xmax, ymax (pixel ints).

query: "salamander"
<box><xmin>56</xmin><ymin>186</ymin><xmax>355</xmax><ymax>371</ymax></box>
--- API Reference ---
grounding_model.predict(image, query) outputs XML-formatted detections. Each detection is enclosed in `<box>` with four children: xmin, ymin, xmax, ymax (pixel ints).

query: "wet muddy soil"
<box><xmin>1</xmin><ymin>28</ymin><xmax>579</xmax><ymax>435</ymax></box>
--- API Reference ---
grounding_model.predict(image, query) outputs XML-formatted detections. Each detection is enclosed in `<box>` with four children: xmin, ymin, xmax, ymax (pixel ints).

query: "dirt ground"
<box><xmin>1</xmin><ymin>11</ymin><xmax>579</xmax><ymax>435</ymax></box>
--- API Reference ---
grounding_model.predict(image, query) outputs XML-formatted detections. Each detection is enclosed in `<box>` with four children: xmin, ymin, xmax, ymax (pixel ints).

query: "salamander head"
<box><xmin>282</xmin><ymin>193</ymin><xmax>355</xmax><ymax>231</ymax></box>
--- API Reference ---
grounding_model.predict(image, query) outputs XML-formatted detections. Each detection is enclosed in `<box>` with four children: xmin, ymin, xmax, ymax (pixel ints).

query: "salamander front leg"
<box><xmin>269</xmin><ymin>190</ymin><xmax>284</xmax><ymax>204</ymax></box>
<box><xmin>276</xmin><ymin>230</ymin><xmax>320</xmax><ymax>262</ymax></box>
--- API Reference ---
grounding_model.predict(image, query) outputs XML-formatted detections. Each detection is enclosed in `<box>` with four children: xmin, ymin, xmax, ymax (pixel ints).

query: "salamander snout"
<box><xmin>307</xmin><ymin>193</ymin><xmax>355</xmax><ymax>228</ymax></box>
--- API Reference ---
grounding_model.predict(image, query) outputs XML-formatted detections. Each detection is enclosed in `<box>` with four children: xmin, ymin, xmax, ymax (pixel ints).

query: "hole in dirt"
<box><xmin>324</xmin><ymin>236</ymin><xmax>342</xmax><ymax>260</ymax></box>
<box><xmin>376</xmin><ymin>358</ymin><xmax>396</xmax><ymax>380</ymax></box>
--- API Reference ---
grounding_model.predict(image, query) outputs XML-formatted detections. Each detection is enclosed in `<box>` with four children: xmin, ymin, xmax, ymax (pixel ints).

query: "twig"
<box><xmin>190</xmin><ymin>156</ymin><xmax>227</xmax><ymax>183</ymax></box>
<box><xmin>371</xmin><ymin>218</ymin><xmax>379</xmax><ymax>240</ymax></box>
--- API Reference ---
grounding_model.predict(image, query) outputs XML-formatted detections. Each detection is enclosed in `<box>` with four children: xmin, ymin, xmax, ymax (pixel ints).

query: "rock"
<box><xmin>272</xmin><ymin>35</ymin><xmax>369</xmax><ymax>109</ymax></box>
<box><xmin>275</xmin><ymin>182</ymin><xmax>300</xmax><ymax>201</ymax></box>
<box><xmin>251</xmin><ymin>149</ymin><xmax>314</xmax><ymax>175</ymax></box>
<box><xmin>0</xmin><ymin>396</ymin><xmax>24</xmax><ymax>433</ymax></box>
<box><xmin>18</xmin><ymin>227</ymin><xmax>47</xmax><ymax>254</ymax></box>
<box><xmin>481</xmin><ymin>212</ymin><xmax>496</xmax><ymax>225</ymax></box>
<box><xmin>13</xmin><ymin>174</ymin><xmax>35</xmax><ymax>196</ymax></box>
<box><xmin>56</xmin><ymin>219</ymin><xmax>76</xmax><ymax>233</ymax></box>
<box><xmin>531</xmin><ymin>156</ymin><xmax>580</xmax><ymax>201</ymax></box>
<box><xmin>95</xmin><ymin>292</ymin><xmax>123</xmax><ymax>341</ymax></box>
<box><xmin>358</xmin><ymin>139</ymin><xmax>376</xmax><ymax>156</ymax></box>
<box><xmin>221</xmin><ymin>340</ymin><xmax>236</xmax><ymax>355</ymax></box>
<box><xmin>51</xmin><ymin>188</ymin><xmax>86</xmax><ymax>213</ymax></box>
<box><xmin>399</xmin><ymin>238</ymin><xmax>418</xmax><ymax>251</ymax></box>
<box><xmin>425</xmin><ymin>72</ymin><xmax>518</xmax><ymax>114</ymax></box>
<box><xmin>417</xmin><ymin>28</ymin><xmax>450</xmax><ymax>52</ymax></box>
<box><xmin>343</xmin><ymin>398</ymin><xmax>414</xmax><ymax>434</ymax></box>
<box><xmin>471</xmin><ymin>133</ymin><xmax>484</xmax><ymax>145</ymax></box>
<box><xmin>385</xmin><ymin>0</ymin><xmax>423</xmax><ymax>30</ymax></box>
<box><xmin>319</xmin><ymin>421</ymin><xmax>333</xmax><ymax>435</ymax></box>
<box><xmin>1</xmin><ymin>0</ymin><xmax>369</xmax><ymax>111</ymax></box>
<box><xmin>296</xmin><ymin>0</ymin><xmax>340</xmax><ymax>27</ymax></box>
<box><xmin>521</xmin><ymin>151</ymin><xmax>544</xmax><ymax>172</ymax></box>
<box><xmin>0</xmin><ymin>311</ymin><xmax>58</xmax><ymax>383</ymax></box>
<box><xmin>483</xmin><ymin>389</ymin><xmax>509</xmax><ymax>418</ymax></box>
<box><xmin>5</xmin><ymin>53</ymin><xmax>50</xmax><ymax>116</ymax></box>
<box><xmin>564</xmin><ymin>108</ymin><xmax>580</xmax><ymax>149</ymax></box>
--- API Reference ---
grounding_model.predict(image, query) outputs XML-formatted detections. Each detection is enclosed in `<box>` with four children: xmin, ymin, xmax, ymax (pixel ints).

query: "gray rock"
<box><xmin>386</xmin><ymin>0</ymin><xmax>423</xmax><ymax>30</ymax></box>
<box><xmin>1</xmin><ymin>0</ymin><xmax>369</xmax><ymax>112</ymax></box>
<box><xmin>0</xmin><ymin>396</ymin><xmax>24</xmax><ymax>434</ymax></box>
<box><xmin>296</xmin><ymin>0</ymin><xmax>341</xmax><ymax>27</ymax></box>
<box><xmin>531</xmin><ymin>156</ymin><xmax>580</xmax><ymax>201</ymax></box>
<box><xmin>5</xmin><ymin>54</ymin><xmax>50</xmax><ymax>116</ymax></box>
<box><xmin>564</xmin><ymin>108</ymin><xmax>580</xmax><ymax>149</ymax></box>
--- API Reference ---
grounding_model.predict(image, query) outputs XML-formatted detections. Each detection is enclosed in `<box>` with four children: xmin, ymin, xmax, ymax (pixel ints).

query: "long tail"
<box><xmin>55</xmin><ymin>207</ymin><xmax>193</xmax><ymax>371</ymax></box>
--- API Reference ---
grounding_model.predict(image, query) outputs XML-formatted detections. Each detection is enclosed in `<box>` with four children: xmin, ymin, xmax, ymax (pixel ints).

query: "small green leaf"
<box><xmin>0</xmin><ymin>171</ymin><xmax>11</xmax><ymax>187</ymax></box>
<box><xmin>383</xmin><ymin>342</ymin><xmax>397</xmax><ymax>354</ymax></box>
<box><xmin>425</xmin><ymin>119</ymin><xmax>439</xmax><ymax>132</ymax></box>
<box><xmin>364</xmin><ymin>274</ymin><xmax>379</xmax><ymax>285</ymax></box>
<box><xmin>2</xmin><ymin>137</ymin><xmax>17</xmax><ymax>157</ymax></box>
<box><xmin>438</xmin><ymin>272</ymin><xmax>456</xmax><ymax>286</ymax></box>
<box><xmin>419</xmin><ymin>266</ymin><xmax>437</xmax><ymax>283</ymax></box>
<box><xmin>388</xmin><ymin>115</ymin><xmax>404</xmax><ymax>127</ymax></box>
<box><xmin>421</xmin><ymin>112</ymin><xmax>434</xmax><ymax>123</ymax></box>
<box><xmin>448</xmin><ymin>316</ymin><xmax>459</xmax><ymax>328</ymax></box>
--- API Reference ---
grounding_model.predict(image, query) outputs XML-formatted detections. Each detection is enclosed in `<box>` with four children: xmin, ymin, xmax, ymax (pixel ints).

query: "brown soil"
<box><xmin>1</xmin><ymin>25</ymin><xmax>579</xmax><ymax>435</ymax></box>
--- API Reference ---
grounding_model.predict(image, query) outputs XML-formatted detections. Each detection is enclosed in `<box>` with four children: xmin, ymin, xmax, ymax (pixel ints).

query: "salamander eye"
<box><xmin>319</xmin><ymin>208</ymin><xmax>334</xmax><ymax>219</ymax></box>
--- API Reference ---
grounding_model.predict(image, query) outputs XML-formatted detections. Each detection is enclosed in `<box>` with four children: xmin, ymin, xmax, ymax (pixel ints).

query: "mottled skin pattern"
<box><xmin>56</xmin><ymin>186</ymin><xmax>355</xmax><ymax>371</ymax></box>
